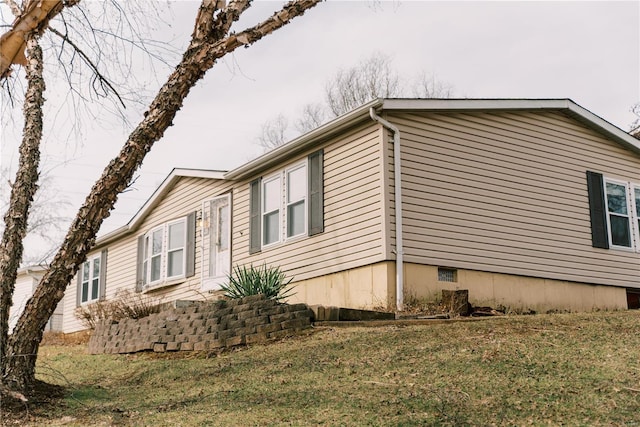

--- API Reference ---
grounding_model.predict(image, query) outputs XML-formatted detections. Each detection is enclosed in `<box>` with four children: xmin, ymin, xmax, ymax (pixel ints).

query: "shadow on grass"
<box><xmin>0</xmin><ymin>380</ymin><xmax>67</xmax><ymax>425</ymax></box>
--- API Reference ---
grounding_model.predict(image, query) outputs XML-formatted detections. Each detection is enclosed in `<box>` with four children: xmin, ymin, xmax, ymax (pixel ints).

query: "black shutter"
<box><xmin>135</xmin><ymin>235</ymin><xmax>145</xmax><ymax>292</ymax></box>
<box><xmin>99</xmin><ymin>249</ymin><xmax>107</xmax><ymax>300</ymax></box>
<box><xmin>586</xmin><ymin>171</ymin><xmax>609</xmax><ymax>249</ymax></box>
<box><xmin>249</xmin><ymin>179</ymin><xmax>262</xmax><ymax>254</ymax></box>
<box><xmin>308</xmin><ymin>150</ymin><xmax>324</xmax><ymax>236</ymax></box>
<box><xmin>186</xmin><ymin>211</ymin><xmax>196</xmax><ymax>278</ymax></box>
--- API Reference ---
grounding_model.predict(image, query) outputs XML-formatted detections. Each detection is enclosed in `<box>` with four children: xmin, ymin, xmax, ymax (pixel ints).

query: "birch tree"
<box><xmin>0</xmin><ymin>0</ymin><xmax>321</xmax><ymax>396</ymax></box>
<box><xmin>0</xmin><ymin>0</ymin><xmax>79</xmax><ymax>80</ymax></box>
<box><xmin>0</xmin><ymin>33</ymin><xmax>45</xmax><ymax>402</ymax></box>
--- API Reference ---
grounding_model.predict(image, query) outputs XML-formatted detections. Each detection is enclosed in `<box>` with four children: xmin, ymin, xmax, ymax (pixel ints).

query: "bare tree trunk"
<box><xmin>0</xmin><ymin>34</ymin><xmax>44</xmax><ymax>386</ymax></box>
<box><xmin>2</xmin><ymin>0</ymin><xmax>321</xmax><ymax>393</ymax></box>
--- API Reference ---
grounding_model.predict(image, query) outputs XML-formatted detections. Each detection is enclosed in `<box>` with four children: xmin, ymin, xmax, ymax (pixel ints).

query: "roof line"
<box><xmin>224</xmin><ymin>99</ymin><xmax>383</xmax><ymax>180</ymax></box>
<box><xmin>95</xmin><ymin>98</ymin><xmax>640</xmax><ymax>248</ymax></box>
<box><xmin>226</xmin><ymin>98</ymin><xmax>640</xmax><ymax>180</ymax></box>
<box><xmin>380</xmin><ymin>98</ymin><xmax>640</xmax><ymax>154</ymax></box>
<box><xmin>95</xmin><ymin>168</ymin><xmax>226</xmax><ymax>247</ymax></box>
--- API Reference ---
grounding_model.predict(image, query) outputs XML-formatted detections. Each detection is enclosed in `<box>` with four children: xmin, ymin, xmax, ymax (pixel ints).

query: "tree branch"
<box><xmin>48</xmin><ymin>26</ymin><xmax>126</xmax><ymax>109</ymax></box>
<box><xmin>4</xmin><ymin>0</ymin><xmax>322</xmax><ymax>392</ymax></box>
<box><xmin>0</xmin><ymin>0</ymin><xmax>81</xmax><ymax>79</ymax></box>
<box><xmin>3</xmin><ymin>0</ymin><xmax>22</xmax><ymax>18</ymax></box>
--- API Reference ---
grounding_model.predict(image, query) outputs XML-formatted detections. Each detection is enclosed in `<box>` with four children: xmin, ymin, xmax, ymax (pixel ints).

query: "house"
<box><xmin>61</xmin><ymin>99</ymin><xmax>640</xmax><ymax>333</ymax></box>
<box><xmin>10</xmin><ymin>265</ymin><xmax>63</xmax><ymax>333</ymax></box>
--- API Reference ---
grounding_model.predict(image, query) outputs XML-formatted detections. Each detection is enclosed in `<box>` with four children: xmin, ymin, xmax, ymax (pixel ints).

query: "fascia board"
<box><xmin>17</xmin><ymin>265</ymin><xmax>48</xmax><ymax>275</ymax></box>
<box><xmin>224</xmin><ymin>99</ymin><xmax>384</xmax><ymax>181</ymax></box>
<box><xmin>381</xmin><ymin>98</ymin><xmax>572</xmax><ymax>111</ymax></box>
<box><xmin>94</xmin><ymin>168</ymin><xmax>226</xmax><ymax>247</ymax></box>
<box><xmin>382</xmin><ymin>98</ymin><xmax>640</xmax><ymax>156</ymax></box>
<box><xmin>565</xmin><ymin>102</ymin><xmax>640</xmax><ymax>156</ymax></box>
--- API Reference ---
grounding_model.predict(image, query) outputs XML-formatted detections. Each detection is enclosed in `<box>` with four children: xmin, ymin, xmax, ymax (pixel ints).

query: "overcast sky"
<box><xmin>1</xmin><ymin>0</ymin><xmax>639</xmax><ymax>262</ymax></box>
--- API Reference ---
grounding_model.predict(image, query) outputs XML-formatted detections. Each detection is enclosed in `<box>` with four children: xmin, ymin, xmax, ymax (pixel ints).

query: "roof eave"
<box><xmin>17</xmin><ymin>265</ymin><xmax>48</xmax><ymax>275</ymax></box>
<box><xmin>565</xmin><ymin>102</ymin><xmax>640</xmax><ymax>156</ymax></box>
<box><xmin>381</xmin><ymin>98</ymin><xmax>640</xmax><ymax>155</ymax></box>
<box><xmin>94</xmin><ymin>168</ymin><xmax>226</xmax><ymax>248</ymax></box>
<box><xmin>224</xmin><ymin>99</ymin><xmax>384</xmax><ymax>181</ymax></box>
<box><xmin>380</xmin><ymin>98</ymin><xmax>572</xmax><ymax>111</ymax></box>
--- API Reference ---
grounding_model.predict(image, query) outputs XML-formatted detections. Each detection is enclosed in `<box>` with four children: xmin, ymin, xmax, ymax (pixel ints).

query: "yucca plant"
<box><xmin>221</xmin><ymin>263</ymin><xmax>294</xmax><ymax>302</ymax></box>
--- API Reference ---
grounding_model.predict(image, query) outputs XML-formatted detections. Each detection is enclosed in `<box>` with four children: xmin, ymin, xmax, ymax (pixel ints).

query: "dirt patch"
<box><xmin>0</xmin><ymin>380</ymin><xmax>67</xmax><ymax>425</ymax></box>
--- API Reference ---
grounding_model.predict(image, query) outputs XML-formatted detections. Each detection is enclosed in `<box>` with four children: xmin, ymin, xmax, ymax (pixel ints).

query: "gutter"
<box><xmin>369</xmin><ymin>107</ymin><xmax>404</xmax><ymax>312</ymax></box>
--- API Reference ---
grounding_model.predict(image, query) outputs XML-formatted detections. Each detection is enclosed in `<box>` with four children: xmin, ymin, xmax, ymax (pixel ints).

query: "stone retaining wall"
<box><xmin>88</xmin><ymin>295</ymin><xmax>314</xmax><ymax>354</ymax></box>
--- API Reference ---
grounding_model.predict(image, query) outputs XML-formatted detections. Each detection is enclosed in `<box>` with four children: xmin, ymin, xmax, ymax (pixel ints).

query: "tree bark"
<box><xmin>0</xmin><ymin>34</ymin><xmax>44</xmax><ymax>387</ymax></box>
<box><xmin>2</xmin><ymin>0</ymin><xmax>321</xmax><ymax>393</ymax></box>
<box><xmin>0</xmin><ymin>0</ymin><xmax>80</xmax><ymax>80</ymax></box>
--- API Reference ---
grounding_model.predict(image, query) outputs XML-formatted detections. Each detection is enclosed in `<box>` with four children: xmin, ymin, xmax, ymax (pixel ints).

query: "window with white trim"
<box><xmin>261</xmin><ymin>162</ymin><xmax>307</xmax><ymax>247</ymax></box>
<box><xmin>249</xmin><ymin>150</ymin><xmax>323</xmax><ymax>254</ymax></box>
<box><xmin>80</xmin><ymin>255</ymin><xmax>101</xmax><ymax>304</ymax></box>
<box><xmin>262</xmin><ymin>175</ymin><xmax>282</xmax><ymax>246</ymax></box>
<box><xmin>76</xmin><ymin>250</ymin><xmax>107</xmax><ymax>307</ymax></box>
<box><xmin>604</xmin><ymin>178</ymin><xmax>640</xmax><ymax>251</ymax></box>
<box><xmin>141</xmin><ymin>218</ymin><xmax>187</xmax><ymax>287</ymax></box>
<box><xmin>286</xmin><ymin>164</ymin><xmax>307</xmax><ymax>238</ymax></box>
<box><xmin>167</xmin><ymin>220</ymin><xmax>186</xmax><ymax>278</ymax></box>
<box><xmin>634</xmin><ymin>185</ymin><xmax>640</xmax><ymax>247</ymax></box>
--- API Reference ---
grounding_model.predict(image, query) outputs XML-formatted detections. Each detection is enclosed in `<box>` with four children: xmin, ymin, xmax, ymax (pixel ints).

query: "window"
<box><xmin>261</xmin><ymin>163</ymin><xmax>306</xmax><ymax>246</ymax></box>
<box><xmin>287</xmin><ymin>165</ymin><xmax>307</xmax><ymax>238</ymax></box>
<box><xmin>143</xmin><ymin>227</ymin><xmax>163</xmax><ymax>284</ymax></box>
<box><xmin>634</xmin><ymin>186</ymin><xmax>640</xmax><ymax>245</ymax></box>
<box><xmin>263</xmin><ymin>176</ymin><xmax>282</xmax><ymax>246</ymax></box>
<box><xmin>136</xmin><ymin>213</ymin><xmax>196</xmax><ymax>291</ymax></box>
<box><xmin>605</xmin><ymin>180</ymin><xmax>632</xmax><ymax>248</ymax></box>
<box><xmin>249</xmin><ymin>150</ymin><xmax>323</xmax><ymax>254</ymax></box>
<box><xmin>80</xmin><ymin>256</ymin><xmax>100</xmax><ymax>304</ymax></box>
<box><xmin>167</xmin><ymin>221</ymin><xmax>186</xmax><ymax>278</ymax></box>
<box><xmin>77</xmin><ymin>250</ymin><xmax>106</xmax><ymax>306</ymax></box>
<box><xmin>587</xmin><ymin>171</ymin><xmax>640</xmax><ymax>252</ymax></box>
<box><xmin>143</xmin><ymin>220</ymin><xmax>185</xmax><ymax>285</ymax></box>
<box><xmin>437</xmin><ymin>267</ymin><xmax>457</xmax><ymax>282</ymax></box>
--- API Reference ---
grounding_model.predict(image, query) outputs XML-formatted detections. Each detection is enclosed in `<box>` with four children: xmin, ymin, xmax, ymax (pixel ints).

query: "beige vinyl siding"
<box><xmin>11</xmin><ymin>270</ymin><xmax>61</xmax><ymax>332</ymax></box>
<box><xmin>9</xmin><ymin>274</ymin><xmax>36</xmax><ymax>333</ymax></box>
<box><xmin>385</xmin><ymin>110</ymin><xmax>640</xmax><ymax>288</ymax></box>
<box><xmin>233</xmin><ymin>123</ymin><xmax>386</xmax><ymax>282</ymax></box>
<box><xmin>62</xmin><ymin>177</ymin><xmax>233</xmax><ymax>333</ymax></box>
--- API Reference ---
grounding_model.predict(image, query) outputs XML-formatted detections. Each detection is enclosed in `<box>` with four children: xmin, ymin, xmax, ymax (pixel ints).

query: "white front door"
<box><xmin>202</xmin><ymin>194</ymin><xmax>231</xmax><ymax>291</ymax></box>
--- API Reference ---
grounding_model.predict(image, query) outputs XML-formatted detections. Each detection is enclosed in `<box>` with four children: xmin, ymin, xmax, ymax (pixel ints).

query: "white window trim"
<box><xmin>80</xmin><ymin>254</ymin><xmax>101</xmax><ymax>305</ymax></box>
<box><xmin>261</xmin><ymin>159</ymin><xmax>308</xmax><ymax>250</ymax></box>
<box><xmin>166</xmin><ymin>218</ymin><xmax>187</xmax><ymax>280</ymax></box>
<box><xmin>142</xmin><ymin>217</ymin><xmax>187</xmax><ymax>290</ymax></box>
<box><xmin>632</xmin><ymin>184</ymin><xmax>640</xmax><ymax>251</ymax></box>
<box><xmin>262</xmin><ymin>174</ymin><xmax>282</xmax><ymax>248</ymax></box>
<box><xmin>604</xmin><ymin>177</ymin><xmax>640</xmax><ymax>252</ymax></box>
<box><xmin>285</xmin><ymin>163</ymin><xmax>308</xmax><ymax>240</ymax></box>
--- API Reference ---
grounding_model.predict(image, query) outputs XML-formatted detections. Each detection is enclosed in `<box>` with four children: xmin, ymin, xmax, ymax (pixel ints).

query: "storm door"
<box><xmin>201</xmin><ymin>194</ymin><xmax>231</xmax><ymax>291</ymax></box>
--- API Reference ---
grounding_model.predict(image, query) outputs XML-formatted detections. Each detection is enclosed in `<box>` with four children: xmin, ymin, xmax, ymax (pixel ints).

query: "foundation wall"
<box><xmin>403</xmin><ymin>263</ymin><xmax>627</xmax><ymax>312</ymax></box>
<box><xmin>287</xmin><ymin>261</ymin><xmax>628</xmax><ymax>313</ymax></box>
<box><xmin>286</xmin><ymin>262</ymin><xmax>395</xmax><ymax>310</ymax></box>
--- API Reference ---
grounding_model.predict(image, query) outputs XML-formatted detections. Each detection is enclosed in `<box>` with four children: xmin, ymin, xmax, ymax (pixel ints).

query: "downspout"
<box><xmin>369</xmin><ymin>107</ymin><xmax>404</xmax><ymax>312</ymax></box>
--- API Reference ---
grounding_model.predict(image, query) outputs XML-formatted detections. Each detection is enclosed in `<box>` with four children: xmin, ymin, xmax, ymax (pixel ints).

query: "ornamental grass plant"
<box><xmin>220</xmin><ymin>263</ymin><xmax>294</xmax><ymax>302</ymax></box>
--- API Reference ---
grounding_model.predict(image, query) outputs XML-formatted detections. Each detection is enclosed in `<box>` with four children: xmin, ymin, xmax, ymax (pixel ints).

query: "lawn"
<box><xmin>3</xmin><ymin>310</ymin><xmax>640</xmax><ymax>426</ymax></box>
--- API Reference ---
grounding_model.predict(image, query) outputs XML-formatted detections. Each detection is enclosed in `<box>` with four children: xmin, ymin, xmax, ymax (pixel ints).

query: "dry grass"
<box><xmin>2</xmin><ymin>310</ymin><xmax>640</xmax><ymax>426</ymax></box>
<box><xmin>41</xmin><ymin>330</ymin><xmax>91</xmax><ymax>346</ymax></box>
